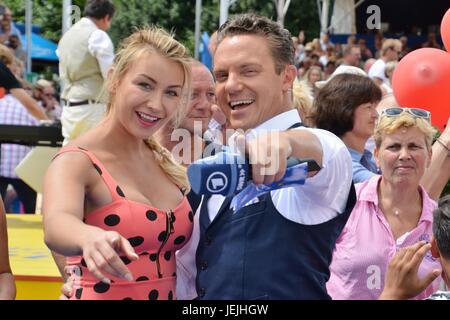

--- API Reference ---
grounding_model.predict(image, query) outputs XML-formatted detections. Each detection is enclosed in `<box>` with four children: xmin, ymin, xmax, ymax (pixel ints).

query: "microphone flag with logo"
<box><xmin>187</xmin><ymin>152</ymin><xmax>312</xmax><ymax>211</ymax></box>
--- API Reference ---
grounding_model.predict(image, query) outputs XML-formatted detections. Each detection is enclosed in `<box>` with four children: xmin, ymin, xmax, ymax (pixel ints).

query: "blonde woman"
<box><xmin>302</xmin><ymin>65</ymin><xmax>323</xmax><ymax>98</ymax></box>
<box><xmin>327</xmin><ymin>108</ymin><xmax>442</xmax><ymax>299</ymax></box>
<box><xmin>43</xmin><ymin>27</ymin><xmax>193</xmax><ymax>300</ymax></box>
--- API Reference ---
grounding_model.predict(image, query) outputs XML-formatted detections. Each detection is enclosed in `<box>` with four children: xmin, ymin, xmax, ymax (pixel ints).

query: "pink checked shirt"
<box><xmin>327</xmin><ymin>176</ymin><xmax>441</xmax><ymax>300</ymax></box>
<box><xmin>0</xmin><ymin>95</ymin><xmax>39</xmax><ymax>178</ymax></box>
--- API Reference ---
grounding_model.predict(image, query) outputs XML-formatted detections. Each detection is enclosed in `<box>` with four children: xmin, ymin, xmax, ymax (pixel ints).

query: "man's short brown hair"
<box><xmin>217</xmin><ymin>14</ymin><xmax>295</xmax><ymax>74</ymax></box>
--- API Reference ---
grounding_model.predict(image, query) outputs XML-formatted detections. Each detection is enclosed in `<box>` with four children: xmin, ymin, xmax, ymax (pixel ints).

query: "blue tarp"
<box><xmin>200</xmin><ymin>32</ymin><xmax>212</xmax><ymax>70</ymax></box>
<box><xmin>19</xmin><ymin>33</ymin><xmax>58</xmax><ymax>61</ymax></box>
<box><xmin>15</xmin><ymin>23</ymin><xmax>58</xmax><ymax>61</ymax></box>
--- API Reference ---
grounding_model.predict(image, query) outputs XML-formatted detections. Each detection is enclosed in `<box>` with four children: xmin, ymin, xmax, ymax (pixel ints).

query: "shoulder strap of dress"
<box><xmin>54</xmin><ymin>146</ymin><xmax>125</xmax><ymax>201</ymax></box>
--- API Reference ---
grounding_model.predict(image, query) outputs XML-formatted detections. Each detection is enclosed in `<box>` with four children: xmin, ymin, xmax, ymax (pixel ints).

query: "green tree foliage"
<box><xmin>284</xmin><ymin>0</ymin><xmax>320</xmax><ymax>42</ymax></box>
<box><xmin>200</xmin><ymin>0</ymin><xmax>320</xmax><ymax>43</ymax></box>
<box><xmin>108</xmin><ymin>0</ymin><xmax>321</xmax><ymax>55</ymax></box>
<box><xmin>2</xmin><ymin>0</ymin><xmax>321</xmax><ymax>51</ymax></box>
<box><xmin>2</xmin><ymin>0</ymin><xmax>85</xmax><ymax>42</ymax></box>
<box><xmin>109</xmin><ymin>0</ymin><xmax>196</xmax><ymax>52</ymax></box>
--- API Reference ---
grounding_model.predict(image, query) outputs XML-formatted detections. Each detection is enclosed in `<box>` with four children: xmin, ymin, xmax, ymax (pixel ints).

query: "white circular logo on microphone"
<box><xmin>206</xmin><ymin>172</ymin><xmax>228</xmax><ymax>193</ymax></box>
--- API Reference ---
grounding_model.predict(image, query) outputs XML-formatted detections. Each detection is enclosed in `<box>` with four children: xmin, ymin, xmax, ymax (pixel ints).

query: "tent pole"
<box><xmin>327</xmin><ymin>0</ymin><xmax>366</xmax><ymax>34</ymax></box>
<box><xmin>25</xmin><ymin>0</ymin><xmax>32</xmax><ymax>74</ymax></box>
<box><xmin>274</xmin><ymin>0</ymin><xmax>292</xmax><ymax>27</ymax></box>
<box><xmin>320</xmin><ymin>0</ymin><xmax>330</xmax><ymax>35</ymax></box>
<box><xmin>62</xmin><ymin>0</ymin><xmax>72</xmax><ymax>35</ymax></box>
<box><xmin>194</xmin><ymin>0</ymin><xmax>202</xmax><ymax>59</ymax></box>
<box><xmin>220</xmin><ymin>0</ymin><xmax>229</xmax><ymax>26</ymax></box>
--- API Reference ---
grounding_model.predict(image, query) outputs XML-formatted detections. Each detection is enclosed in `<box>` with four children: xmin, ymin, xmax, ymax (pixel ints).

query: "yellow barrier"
<box><xmin>7</xmin><ymin>214</ymin><xmax>63</xmax><ymax>300</ymax></box>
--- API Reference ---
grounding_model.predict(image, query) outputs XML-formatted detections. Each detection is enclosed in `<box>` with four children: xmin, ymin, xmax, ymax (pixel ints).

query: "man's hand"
<box><xmin>379</xmin><ymin>241</ymin><xmax>441</xmax><ymax>300</ymax></box>
<box><xmin>244</xmin><ymin>131</ymin><xmax>292</xmax><ymax>186</ymax></box>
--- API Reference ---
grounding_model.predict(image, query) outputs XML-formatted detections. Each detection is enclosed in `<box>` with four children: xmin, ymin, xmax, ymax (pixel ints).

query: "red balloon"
<box><xmin>392</xmin><ymin>48</ymin><xmax>450</xmax><ymax>131</ymax></box>
<box><xmin>441</xmin><ymin>8</ymin><xmax>450</xmax><ymax>52</ymax></box>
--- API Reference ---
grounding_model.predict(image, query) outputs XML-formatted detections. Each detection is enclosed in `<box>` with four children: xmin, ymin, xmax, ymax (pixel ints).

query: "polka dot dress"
<box><xmin>58</xmin><ymin>147</ymin><xmax>193</xmax><ymax>300</ymax></box>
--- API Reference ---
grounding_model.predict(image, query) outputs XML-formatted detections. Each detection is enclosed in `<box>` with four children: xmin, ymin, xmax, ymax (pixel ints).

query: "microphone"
<box><xmin>187</xmin><ymin>152</ymin><xmax>320</xmax><ymax>196</ymax></box>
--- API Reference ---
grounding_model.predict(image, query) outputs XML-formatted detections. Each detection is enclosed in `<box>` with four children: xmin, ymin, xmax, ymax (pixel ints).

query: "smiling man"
<box><xmin>156</xmin><ymin>59</ymin><xmax>220</xmax><ymax>165</ymax></box>
<box><xmin>176</xmin><ymin>14</ymin><xmax>355</xmax><ymax>300</ymax></box>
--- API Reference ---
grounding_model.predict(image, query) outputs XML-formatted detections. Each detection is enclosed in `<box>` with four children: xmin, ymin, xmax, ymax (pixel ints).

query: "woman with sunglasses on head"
<box><xmin>376</xmin><ymin>102</ymin><xmax>450</xmax><ymax>201</ymax></box>
<box><xmin>311</xmin><ymin>72</ymin><xmax>382</xmax><ymax>183</ymax></box>
<box><xmin>43</xmin><ymin>26</ymin><xmax>193</xmax><ymax>300</ymax></box>
<box><xmin>326</xmin><ymin>108</ymin><xmax>442</xmax><ymax>299</ymax></box>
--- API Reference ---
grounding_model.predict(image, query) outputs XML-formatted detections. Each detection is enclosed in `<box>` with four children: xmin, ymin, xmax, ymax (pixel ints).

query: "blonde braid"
<box><xmin>146</xmin><ymin>137</ymin><xmax>190</xmax><ymax>193</ymax></box>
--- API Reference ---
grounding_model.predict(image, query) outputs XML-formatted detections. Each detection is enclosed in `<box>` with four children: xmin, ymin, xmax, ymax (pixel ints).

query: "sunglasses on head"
<box><xmin>380</xmin><ymin>107</ymin><xmax>431</xmax><ymax>123</ymax></box>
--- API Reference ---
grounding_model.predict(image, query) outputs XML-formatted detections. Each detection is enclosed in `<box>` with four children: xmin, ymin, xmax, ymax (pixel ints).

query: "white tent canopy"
<box><xmin>319</xmin><ymin>0</ymin><xmax>367</xmax><ymax>35</ymax></box>
<box><xmin>330</xmin><ymin>0</ymin><xmax>357</xmax><ymax>34</ymax></box>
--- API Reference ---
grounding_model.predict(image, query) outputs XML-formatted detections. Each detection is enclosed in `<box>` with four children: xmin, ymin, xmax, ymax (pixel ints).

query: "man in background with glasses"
<box><xmin>34</xmin><ymin>79</ymin><xmax>62</xmax><ymax>121</ymax></box>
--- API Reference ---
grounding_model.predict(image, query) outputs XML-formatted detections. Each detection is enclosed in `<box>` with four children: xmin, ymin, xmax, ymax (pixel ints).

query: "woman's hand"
<box><xmin>59</xmin><ymin>272</ymin><xmax>74</xmax><ymax>300</ymax></box>
<box><xmin>81</xmin><ymin>228</ymin><xmax>139</xmax><ymax>284</ymax></box>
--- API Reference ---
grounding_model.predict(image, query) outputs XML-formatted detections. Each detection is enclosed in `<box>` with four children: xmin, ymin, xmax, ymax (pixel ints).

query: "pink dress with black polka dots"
<box><xmin>56</xmin><ymin>147</ymin><xmax>194</xmax><ymax>300</ymax></box>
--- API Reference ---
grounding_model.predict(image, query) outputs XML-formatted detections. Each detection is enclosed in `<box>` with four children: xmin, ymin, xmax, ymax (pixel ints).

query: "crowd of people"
<box><xmin>0</xmin><ymin>0</ymin><xmax>449</xmax><ymax>301</ymax></box>
<box><xmin>294</xmin><ymin>28</ymin><xmax>444</xmax><ymax>99</ymax></box>
<box><xmin>0</xmin><ymin>3</ymin><xmax>62</xmax><ymax>214</ymax></box>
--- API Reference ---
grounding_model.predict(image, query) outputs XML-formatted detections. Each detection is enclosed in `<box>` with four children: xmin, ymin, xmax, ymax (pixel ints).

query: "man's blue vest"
<box><xmin>195</xmin><ymin>183</ymin><xmax>356</xmax><ymax>300</ymax></box>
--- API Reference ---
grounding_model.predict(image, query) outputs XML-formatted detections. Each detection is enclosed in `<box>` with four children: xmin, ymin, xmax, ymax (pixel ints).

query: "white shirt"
<box><xmin>56</xmin><ymin>18</ymin><xmax>114</xmax><ymax>79</ymax></box>
<box><xmin>176</xmin><ymin>109</ymin><xmax>353</xmax><ymax>299</ymax></box>
<box><xmin>368</xmin><ymin>58</ymin><xmax>387</xmax><ymax>84</ymax></box>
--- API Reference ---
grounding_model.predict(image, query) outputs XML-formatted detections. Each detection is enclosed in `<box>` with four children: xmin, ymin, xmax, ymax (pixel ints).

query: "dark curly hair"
<box><xmin>84</xmin><ymin>0</ymin><xmax>115</xmax><ymax>20</ymax></box>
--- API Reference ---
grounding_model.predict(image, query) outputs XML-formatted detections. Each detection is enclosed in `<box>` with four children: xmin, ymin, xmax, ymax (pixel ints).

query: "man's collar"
<box><xmin>246</xmin><ymin>109</ymin><xmax>302</xmax><ymax>140</ymax></box>
<box><xmin>82</xmin><ymin>17</ymin><xmax>99</xmax><ymax>30</ymax></box>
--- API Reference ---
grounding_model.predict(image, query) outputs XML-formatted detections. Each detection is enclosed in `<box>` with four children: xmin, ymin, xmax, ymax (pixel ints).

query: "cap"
<box><xmin>315</xmin><ymin>65</ymin><xmax>367</xmax><ymax>89</ymax></box>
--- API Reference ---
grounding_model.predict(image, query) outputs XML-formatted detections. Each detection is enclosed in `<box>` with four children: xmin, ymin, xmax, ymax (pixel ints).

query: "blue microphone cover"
<box><xmin>187</xmin><ymin>152</ymin><xmax>249</xmax><ymax>196</ymax></box>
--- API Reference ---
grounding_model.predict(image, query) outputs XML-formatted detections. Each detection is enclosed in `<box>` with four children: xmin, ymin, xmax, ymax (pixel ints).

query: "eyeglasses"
<box><xmin>381</xmin><ymin>107</ymin><xmax>431</xmax><ymax>123</ymax></box>
<box><xmin>389</xmin><ymin>46</ymin><xmax>401</xmax><ymax>54</ymax></box>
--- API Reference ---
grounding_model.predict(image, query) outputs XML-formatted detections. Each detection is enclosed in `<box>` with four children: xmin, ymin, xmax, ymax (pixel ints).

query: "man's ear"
<box><xmin>431</xmin><ymin>237</ymin><xmax>441</xmax><ymax>259</ymax></box>
<box><xmin>282</xmin><ymin>65</ymin><xmax>297</xmax><ymax>93</ymax></box>
<box><xmin>101</xmin><ymin>15</ymin><xmax>111</xmax><ymax>26</ymax></box>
